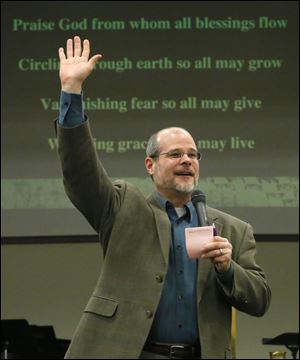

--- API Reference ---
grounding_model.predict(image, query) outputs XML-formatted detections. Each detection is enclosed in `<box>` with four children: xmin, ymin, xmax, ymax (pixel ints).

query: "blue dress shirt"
<box><xmin>148</xmin><ymin>193</ymin><xmax>200</xmax><ymax>344</ymax></box>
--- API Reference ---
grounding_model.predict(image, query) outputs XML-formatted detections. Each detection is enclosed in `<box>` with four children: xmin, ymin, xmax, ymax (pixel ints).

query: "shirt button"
<box><xmin>155</xmin><ymin>275</ymin><xmax>163</xmax><ymax>283</ymax></box>
<box><xmin>145</xmin><ymin>310</ymin><xmax>153</xmax><ymax>318</ymax></box>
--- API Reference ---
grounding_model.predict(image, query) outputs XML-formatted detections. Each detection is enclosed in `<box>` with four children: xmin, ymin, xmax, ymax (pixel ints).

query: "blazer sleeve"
<box><xmin>217</xmin><ymin>221</ymin><xmax>271</xmax><ymax>317</ymax></box>
<box><xmin>56</xmin><ymin>119</ymin><xmax>125</xmax><ymax>234</ymax></box>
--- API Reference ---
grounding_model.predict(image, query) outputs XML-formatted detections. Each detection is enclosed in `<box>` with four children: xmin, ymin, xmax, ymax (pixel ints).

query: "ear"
<box><xmin>145</xmin><ymin>157</ymin><xmax>155</xmax><ymax>176</ymax></box>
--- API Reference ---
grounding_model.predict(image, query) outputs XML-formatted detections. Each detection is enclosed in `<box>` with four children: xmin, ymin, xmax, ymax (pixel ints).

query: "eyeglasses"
<box><xmin>151</xmin><ymin>150</ymin><xmax>202</xmax><ymax>161</ymax></box>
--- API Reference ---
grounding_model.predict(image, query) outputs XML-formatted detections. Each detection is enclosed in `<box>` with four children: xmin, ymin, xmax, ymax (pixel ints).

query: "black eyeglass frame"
<box><xmin>150</xmin><ymin>150</ymin><xmax>202</xmax><ymax>161</ymax></box>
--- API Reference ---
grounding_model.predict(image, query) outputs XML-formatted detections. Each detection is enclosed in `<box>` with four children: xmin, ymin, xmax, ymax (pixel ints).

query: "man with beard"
<box><xmin>56</xmin><ymin>36</ymin><xmax>271</xmax><ymax>359</ymax></box>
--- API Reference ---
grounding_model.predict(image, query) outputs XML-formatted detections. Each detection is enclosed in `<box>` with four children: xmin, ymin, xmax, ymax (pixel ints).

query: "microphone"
<box><xmin>191</xmin><ymin>190</ymin><xmax>209</xmax><ymax>227</ymax></box>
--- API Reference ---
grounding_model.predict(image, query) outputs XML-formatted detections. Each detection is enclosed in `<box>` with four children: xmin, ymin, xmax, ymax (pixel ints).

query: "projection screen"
<box><xmin>1</xmin><ymin>1</ymin><xmax>299</xmax><ymax>238</ymax></box>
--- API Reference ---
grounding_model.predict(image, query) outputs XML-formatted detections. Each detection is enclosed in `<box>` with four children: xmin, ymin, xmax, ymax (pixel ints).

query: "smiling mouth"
<box><xmin>174</xmin><ymin>171</ymin><xmax>194</xmax><ymax>177</ymax></box>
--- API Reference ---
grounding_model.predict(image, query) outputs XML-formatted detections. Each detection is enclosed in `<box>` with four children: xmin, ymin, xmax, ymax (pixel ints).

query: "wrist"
<box><xmin>61</xmin><ymin>85</ymin><xmax>82</xmax><ymax>94</ymax></box>
<box><xmin>61</xmin><ymin>80</ymin><xmax>82</xmax><ymax>94</ymax></box>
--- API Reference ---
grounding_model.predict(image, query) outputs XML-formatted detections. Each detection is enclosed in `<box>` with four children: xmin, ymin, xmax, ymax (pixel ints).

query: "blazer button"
<box><xmin>145</xmin><ymin>310</ymin><xmax>153</xmax><ymax>318</ymax></box>
<box><xmin>155</xmin><ymin>275</ymin><xmax>163</xmax><ymax>283</ymax></box>
<box><xmin>238</xmin><ymin>295</ymin><xmax>248</xmax><ymax>304</ymax></box>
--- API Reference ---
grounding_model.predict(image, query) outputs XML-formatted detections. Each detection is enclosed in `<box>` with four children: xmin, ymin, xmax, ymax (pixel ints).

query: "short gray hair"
<box><xmin>146</xmin><ymin>131</ymin><xmax>161</xmax><ymax>158</ymax></box>
<box><xmin>146</xmin><ymin>127</ymin><xmax>194</xmax><ymax>158</ymax></box>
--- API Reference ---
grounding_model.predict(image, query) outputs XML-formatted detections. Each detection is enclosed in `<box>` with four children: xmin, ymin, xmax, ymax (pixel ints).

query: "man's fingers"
<box><xmin>74</xmin><ymin>36</ymin><xmax>82</xmax><ymax>57</ymax></box>
<box><xmin>82</xmin><ymin>39</ymin><xmax>102</xmax><ymax>65</ymax></box>
<box><xmin>58</xmin><ymin>47</ymin><xmax>66</xmax><ymax>61</ymax></box>
<box><xmin>202</xmin><ymin>248</ymin><xmax>231</xmax><ymax>259</ymax></box>
<box><xmin>81</xmin><ymin>39</ymin><xmax>90</xmax><ymax>59</ymax></box>
<box><xmin>89</xmin><ymin>54</ymin><xmax>102</xmax><ymax>67</ymax></box>
<box><xmin>62</xmin><ymin>37</ymin><xmax>101</xmax><ymax>65</ymax></box>
<box><xmin>66</xmin><ymin>38</ymin><xmax>73</xmax><ymax>58</ymax></box>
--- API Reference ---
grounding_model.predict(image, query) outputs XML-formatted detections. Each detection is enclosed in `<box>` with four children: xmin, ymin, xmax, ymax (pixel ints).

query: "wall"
<box><xmin>1</xmin><ymin>240</ymin><xmax>299</xmax><ymax>359</ymax></box>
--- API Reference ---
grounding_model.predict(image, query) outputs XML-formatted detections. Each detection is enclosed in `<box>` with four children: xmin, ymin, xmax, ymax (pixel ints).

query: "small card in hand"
<box><xmin>185</xmin><ymin>225</ymin><xmax>214</xmax><ymax>258</ymax></box>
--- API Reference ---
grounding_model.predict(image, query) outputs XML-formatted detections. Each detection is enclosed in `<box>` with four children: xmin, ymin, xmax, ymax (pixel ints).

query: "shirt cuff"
<box><xmin>59</xmin><ymin>90</ymin><xmax>85</xmax><ymax>127</ymax></box>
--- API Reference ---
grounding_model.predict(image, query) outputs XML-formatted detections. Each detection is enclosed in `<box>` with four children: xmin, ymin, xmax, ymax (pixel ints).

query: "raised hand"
<box><xmin>58</xmin><ymin>36</ymin><xmax>102</xmax><ymax>94</ymax></box>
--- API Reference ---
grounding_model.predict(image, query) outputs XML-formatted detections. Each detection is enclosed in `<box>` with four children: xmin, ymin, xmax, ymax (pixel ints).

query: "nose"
<box><xmin>179</xmin><ymin>153</ymin><xmax>192</xmax><ymax>164</ymax></box>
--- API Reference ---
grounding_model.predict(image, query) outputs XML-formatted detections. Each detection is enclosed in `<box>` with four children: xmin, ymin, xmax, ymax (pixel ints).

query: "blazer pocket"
<box><xmin>84</xmin><ymin>296</ymin><xmax>118</xmax><ymax>317</ymax></box>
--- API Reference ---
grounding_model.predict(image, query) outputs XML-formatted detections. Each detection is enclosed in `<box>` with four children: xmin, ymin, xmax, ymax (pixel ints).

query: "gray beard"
<box><xmin>154</xmin><ymin>168</ymin><xmax>199</xmax><ymax>195</ymax></box>
<box><xmin>174</xmin><ymin>182</ymin><xmax>196</xmax><ymax>194</ymax></box>
<box><xmin>172</xmin><ymin>176</ymin><xmax>199</xmax><ymax>194</ymax></box>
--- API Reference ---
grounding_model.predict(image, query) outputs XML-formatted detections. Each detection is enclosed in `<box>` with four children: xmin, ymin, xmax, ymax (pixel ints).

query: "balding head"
<box><xmin>146</xmin><ymin>127</ymin><xmax>196</xmax><ymax>158</ymax></box>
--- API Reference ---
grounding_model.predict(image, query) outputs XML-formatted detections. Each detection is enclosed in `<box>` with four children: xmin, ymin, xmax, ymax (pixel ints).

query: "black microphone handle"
<box><xmin>195</xmin><ymin>201</ymin><xmax>209</xmax><ymax>227</ymax></box>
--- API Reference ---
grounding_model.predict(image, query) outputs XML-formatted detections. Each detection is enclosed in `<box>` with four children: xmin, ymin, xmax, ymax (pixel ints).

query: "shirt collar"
<box><xmin>154</xmin><ymin>191</ymin><xmax>195</xmax><ymax>223</ymax></box>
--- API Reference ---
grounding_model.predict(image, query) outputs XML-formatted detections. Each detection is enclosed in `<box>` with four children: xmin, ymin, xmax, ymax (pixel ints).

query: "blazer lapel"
<box><xmin>147</xmin><ymin>194</ymin><xmax>171</xmax><ymax>265</ymax></box>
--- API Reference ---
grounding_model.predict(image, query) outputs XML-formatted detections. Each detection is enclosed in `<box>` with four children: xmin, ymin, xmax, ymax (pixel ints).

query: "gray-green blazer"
<box><xmin>57</xmin><ymin>121</ymin><xmax>271</xmax><ymax>359</ymax></box>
